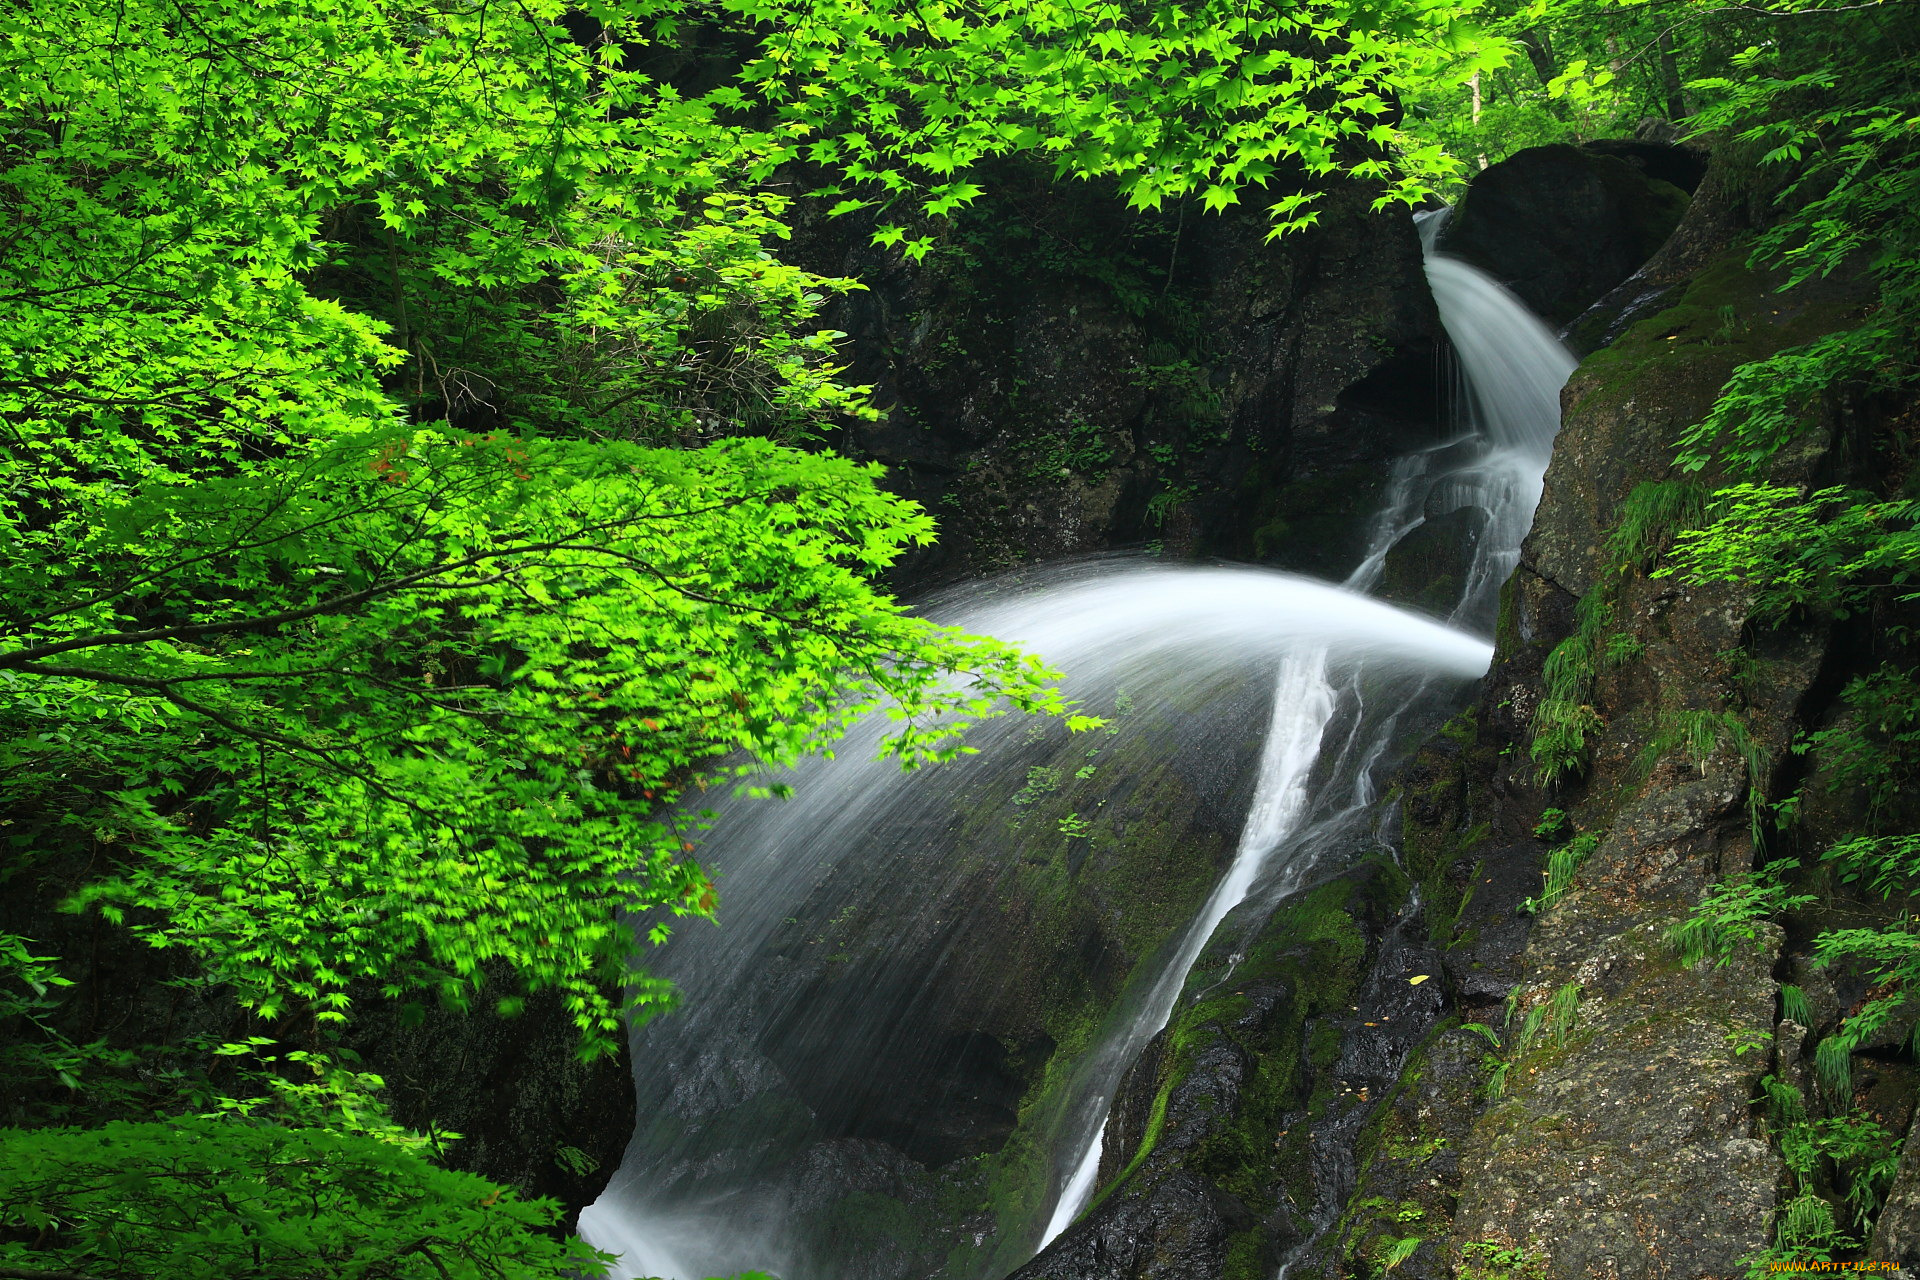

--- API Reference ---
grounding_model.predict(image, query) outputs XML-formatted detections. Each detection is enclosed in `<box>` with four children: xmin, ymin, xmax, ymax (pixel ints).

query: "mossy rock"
<box><xmin>1377</xmin><ymin>506</ymin><xmax>1490</xmax><ymax>617</ymax></box>
<box><xmin>1005</xmin><ymin>864</ymin><xmax>1423</xmax><ymax>1280</ymax></box>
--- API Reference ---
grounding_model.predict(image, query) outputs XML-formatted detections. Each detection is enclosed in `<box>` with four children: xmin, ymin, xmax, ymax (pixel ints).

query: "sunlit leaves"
<box><xmin>0</xmin><ymin>1117</ymin><xmax>610</xmax><ymax>1280</ymax></box>
<box><xmin>0</xmin><ymin>0</ymin><xmax>1076</xmax><ymax>1058</ymax></box>
<box><xmin>702</xmin><ymin>0</ymin><xmax>1485</xmax><ymax>235</ymax></box>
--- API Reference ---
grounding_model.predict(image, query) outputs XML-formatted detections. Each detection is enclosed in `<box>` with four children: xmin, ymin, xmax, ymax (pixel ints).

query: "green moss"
<box><xmin>1570</xmin><ymin>255</ymin><xmax>1824</xmax><ymax>416</ymax></box>
<box><xmin>1221</xmin><ymin>1226</ymin><xmax>1268</xmax><ymax>1280</ymax></box>
<box><xmin>1458</xmin><ymin>1239</ymin><xmax>1550</xmax><ymax>1280</ymax></box>
<box><xmin>1397</xmin><ymin>708</ymin><xmax>1500</xmax><ymax>951</ymax></box>
<box><xmin>818</xmin><ymin>1190</ymin><xmax>924</xmax><ymax>1247</ymax></box>
<box><xmin>1334</xmin><ymin>1021</ymin><xmax>1463</xmax><ymax>1268</ymax></box>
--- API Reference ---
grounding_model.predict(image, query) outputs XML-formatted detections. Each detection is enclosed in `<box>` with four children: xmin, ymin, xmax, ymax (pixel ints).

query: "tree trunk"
<box><xmin>1518</xmin><ymin>28</ymin><xmax>1557</xmax><ymax>87</ymax></box>
<box><xmin>1657</xmin><ymin>30</ymin><xmax>1688</xmax><ymax>120</ymax></box>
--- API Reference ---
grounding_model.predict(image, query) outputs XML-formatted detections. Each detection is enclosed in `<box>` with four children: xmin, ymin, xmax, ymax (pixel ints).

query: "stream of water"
<box><xmin>579</xmin><ymin>215</ymin><xmax>1576</xmax><ymax>1280</ymax></box>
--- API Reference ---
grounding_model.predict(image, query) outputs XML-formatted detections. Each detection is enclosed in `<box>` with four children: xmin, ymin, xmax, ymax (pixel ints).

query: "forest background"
<box><xmin>0</xmin><ymin>0</ymin><xmax>1915</xmax><ymax>1274</ymax></box>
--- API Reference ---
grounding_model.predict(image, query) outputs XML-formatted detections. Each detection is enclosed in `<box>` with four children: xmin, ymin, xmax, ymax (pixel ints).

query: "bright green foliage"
<box><xmin>1653</xmin><ymin>14</ymin><xmax>1920</xmax><ymax>1231</ymax></box>
<box><xmin>1745</xmin><ymin>1075</ymin><xmax>1899</xmax><ymax>1275</ymax></box>
<box><xmin>1531</xmin><ymin>807</ymin><xmax>1570</xmax><ymax>840</ymax></box>
<box><xmin>1381</xmin><ymin>1234</ymin><xmax>1424</xmax><ymax>1271</ymax></box>
<box><xmin>1529</xmin><ymin>588</ymin><xmax>1610</xmax><ymax>783</ymax></box>
<box><xmin>0</xmin><ymin>1116</ymin><xmax>605</xmax><ymax>1280</ymax></box>
<box><xmin>1665</xmin><ymin>860</ymin><xmax>1814</xmax><ymax>968</ymax></box>
<box><xmin>1520</xmin><ymin>829</ymin><xmax>1599</xmax><ymax>915</ymax></box>
<box><xmin>1673</xmin><ymin>9</ymin><xmax>1920</xmax><ymax>479</ymax></box>
<box><xmin>1509</xmin><ymin>981</ymin><xmax>1581</xmax><ymax>1056</ymax></box>
<box><xmin>11</xmin><ymin>430</ymin><xmax>1071</xmax><ymax>1045</ymax></box>
<box><xmin>1663</xmin><ymin>486</ymin><xmax>1920</xmax><ymax>621</ymax></box>
<box><xmin>0</xmin><ymin>1034</ymin><xmax>766</xmax><ymax>1279</ymax></box>
<box><xmin>0</xmin><ymin>0</ymin><xmax>1504</xmax><ymax>1269</ymax></box>
<box><xmin>1482</xmin><ymin>980</ymin><xmax>1582</xmax><ymax>1099</ymax></box>
<box><xmin>1457</xmin><ymin>1238</ymin><xmax>1547</xmax><ymax>1280</ymax></box>
<box><xmin>0</xmin><ymin>0</ymin><xmax>1095</xmax><ymax>1057</ymax></box>
<box><xmin>718</xmin><ymin>0</ymin><xmax>1488</xmax><ymax>235</ymax></box>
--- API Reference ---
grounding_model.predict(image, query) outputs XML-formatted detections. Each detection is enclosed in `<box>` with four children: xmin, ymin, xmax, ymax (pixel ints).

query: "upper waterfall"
<box><xmin>1422</xmin><ymin>255</ymin><xmax>1576</xmax><ymax>462</ymax></box>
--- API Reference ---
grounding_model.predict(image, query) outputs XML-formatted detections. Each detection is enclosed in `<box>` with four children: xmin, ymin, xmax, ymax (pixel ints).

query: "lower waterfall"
<box><xmin>580</xmin><ymin>220</ymin><xmax>1577</xmax><ymax>1280</ymax></box>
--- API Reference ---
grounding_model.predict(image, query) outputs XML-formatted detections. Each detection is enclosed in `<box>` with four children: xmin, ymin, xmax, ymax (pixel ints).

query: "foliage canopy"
<box><xmin>3</xmin><ymin>0</ymin><xmax>1916</xmax><ymax>1271</ymax></box>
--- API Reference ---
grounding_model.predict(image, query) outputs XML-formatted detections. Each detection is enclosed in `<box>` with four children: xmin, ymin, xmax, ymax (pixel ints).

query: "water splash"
<box><xmin>582</xmin><ymin>211</ymin><xmax>1579</xmax><ymax>1280</ymax></box>
<box><xmin>1035</xmin><ymin>215</ymin><xmax>1577</xmax><ymax>1261</ymax></box>
<box><xmin>579</xmin><ymin>564</ymin><xmax>1489</xmax><ymax>1280</ymax></box>
<box><xmin>1254</xmin><ymin>213</ymin><xmax>1578</xmax><ymax>1280</ymax></box>
<box><xmin>1034</xmin><ymin>645</ymin><xmax>1339</xmax><ymax>1250</ymax></box>
<box><xmin>1422</xmin><ymin>256</ymin><xmax>1572</xmax><ymax>463</ymax></box>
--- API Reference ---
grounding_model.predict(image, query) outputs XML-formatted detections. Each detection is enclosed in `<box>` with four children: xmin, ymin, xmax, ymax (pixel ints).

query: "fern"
<box><xmin>1666</xmin><ymin>859</ymin><xmax>1815</xmax><ymax>968</ymax></box>
<box><xmin>1522</xmin><ymin>831</ymin><xmax>1602</xmax><ymax>915</ymax></box>
<box><xmin>1382</xmin><ymin>1235</ymin><xmax>1423</xmax><ymax>1272</ymax></box>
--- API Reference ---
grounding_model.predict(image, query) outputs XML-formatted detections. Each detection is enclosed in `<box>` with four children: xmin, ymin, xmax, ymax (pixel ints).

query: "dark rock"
<box><xmin>1377</xmin><ymin>506</ymin><xmax>1490</xmax><ymax>616</ymax></box>
<box><xmin>1012</xmin><ymin>861</ymin><xmax>1443</xmax><ymax>1280</ymax></box>
<box><xmin>1873</xmin><ymin>1113</ymin><xmax>1920</xmax><ymax>1266</ymax></box>
<box><xmin>1336</xmin><ymin>1026</ymin><xmax>1492</xmax><ymax>1280</ymax></box>
<box><xmin>1438</xmin><ymin>143</ymin><xmax>1691</xmax><ymax>325</ymax></box>
<box><xmin>347</xmin><ymin>980</ymin><xmax>635</xmax><ymax>1234</ymax></box>
<box><xmin>602</xmin><ymin>669</ymin><xmax>1278</xmax><ymax>1280</ymax></box>
<box><xmin>1581</xmin><ymin>138</ymin><xmax>1710</xmax><ymax>194</ymax></box>
<box><xmin>1562</xmin><ymin>142</ymin><xmax>1801</xmax><ymax>355</ymax></box>
<box><xmin>1011</xmin><ymin>1171</ymin><xmax>1243</xmax><ymax>1280</ymax></box>
<box><xmin>785</xmin><ymin>174</ymin><xmax>1446</xmax><ymax>590</ymax></box>
<box><xmin>1450</xmin><ymin>920</ymin><xmax>1782</xmax><ymax>1280</ymax></box>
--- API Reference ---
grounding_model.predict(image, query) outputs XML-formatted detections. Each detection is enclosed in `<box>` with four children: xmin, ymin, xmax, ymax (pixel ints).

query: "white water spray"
<box><xmin>1034</xmin><ymin>645</ymin><xmax>1339</xmax><ymax>1248</ymax></box>
<box><xmin>582</xmin><ymin>211</ymin><xmax>1578</xmax><ymax>1280</ymax></box>
<box><xmin>580</xmin><ymin>565</ymin><xmax>1487</xmax><ymax>1280</ymax></box>
<box><xmin>1037</xmin><ymin>216</ymin><xmax>1578</xmax><ymax>1255</ymax></box>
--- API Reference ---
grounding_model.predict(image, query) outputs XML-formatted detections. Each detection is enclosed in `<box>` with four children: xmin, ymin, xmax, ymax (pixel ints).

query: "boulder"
<box><xmin>1438</xmin><ymin>142</ymin><xmax>1694</xmax><ymax>325</ymax></box>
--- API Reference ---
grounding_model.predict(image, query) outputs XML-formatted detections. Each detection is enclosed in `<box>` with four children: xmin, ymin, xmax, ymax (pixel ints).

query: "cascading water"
<box><xmin>1030</xmin><ymin>231</ymin><xmax>1575</xmax><ymax>1249</ymax></box>
<box><xmin>580</xmin><ymin>567</ymin><xmax>1487</xmax><ymax>1279</ymax></box>
<box><xmin>580</xmin><ymin>214</ymin><xmax>1577</xmax><ymax>1280</ymax></box>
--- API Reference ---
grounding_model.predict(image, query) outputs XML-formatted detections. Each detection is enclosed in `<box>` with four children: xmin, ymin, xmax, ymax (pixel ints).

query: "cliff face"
<box><xmin>1331</xmin><ymin>153</ymin><xmax>1888</xmax><ymax>1278</ymax></box>
<box><xmin>787</xmin><ymin>174</ymin><xmax>1445</xmax><ymax>589</ymax></box>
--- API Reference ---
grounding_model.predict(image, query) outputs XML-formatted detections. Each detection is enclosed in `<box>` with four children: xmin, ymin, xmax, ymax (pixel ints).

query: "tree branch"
<box><xmin>15</xmin><ymin>663</ymin><xmax>413</xmax><ymax>805</ymax></box>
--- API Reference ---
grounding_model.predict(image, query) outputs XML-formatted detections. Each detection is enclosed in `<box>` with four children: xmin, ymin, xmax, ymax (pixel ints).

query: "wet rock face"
<box><xmin>1013</xmin><ymin>1171</ymin><xmax>1244</xmax><ymax>1280</ymax></box>
<box><xmin>1874</xmin><ymin>1117</ymin><xmax>1920</xmax><ymax>1265</ymax></box>
<box><xmin>786</xmin><ymin>175</ymin><xmax>1445</xmax><ymax>590</ymax></box>
<box><xmin>606</xmin><ymin>674</ymin><xmax>1276</xmax><ymax>1280</ymax></box>
<box><xmin>347</xmin><ymin>977</ymin><xmax>635</xmax><ymax>1235</ymax></box>
<box><xmin>1438</xmin><ymin>142</ymin><xmax>1695</xmax><ymax>326</ymax></box>
<box><xmin>1377</xmin><ymin>505</ymin><xmax>1489</xmax><ymax>616</ymax></box>
<box><xmin>1008</xmin><ymin>862</ymin><xmax>1444</xmax><ymax>1280</ymax></box>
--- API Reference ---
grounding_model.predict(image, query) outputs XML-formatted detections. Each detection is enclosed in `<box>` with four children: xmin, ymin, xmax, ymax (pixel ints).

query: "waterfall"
<box><xmin>580</xmin><ymin>567</ymin><xmax>1487</xmax><ymax>1280</ymax></box>
<box><xmin>1033</xmin><ymin>644</ymin><xmax>1339</xmax><ymax>1251</ymax></box>
<box><xmin>579</xmin><ymin>213</ymin><xmax>1577</xmax><ymax>1280</ymax></box>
